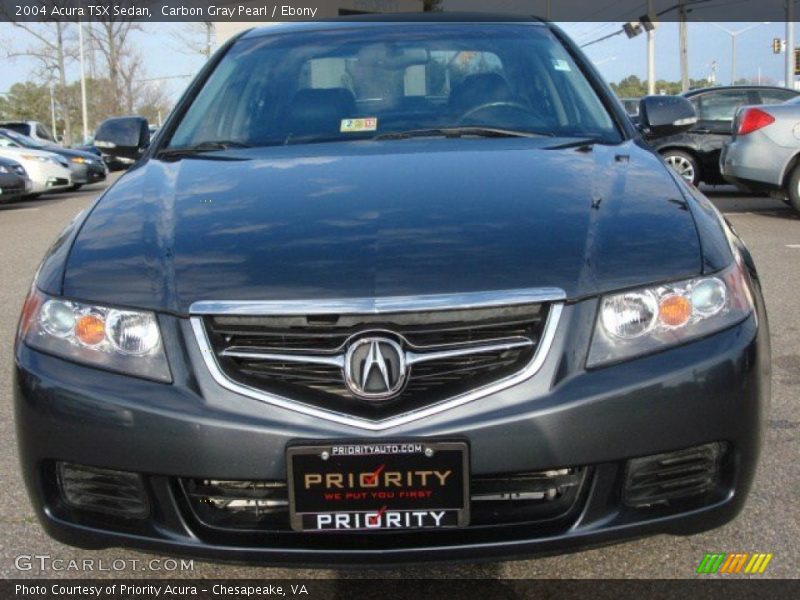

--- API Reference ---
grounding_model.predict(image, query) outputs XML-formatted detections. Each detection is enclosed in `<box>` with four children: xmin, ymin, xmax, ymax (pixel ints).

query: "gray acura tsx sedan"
<box><xmin>14</xmin><ymin>15</ymin><xmax>769</xmax><ymax>565</ymax></box>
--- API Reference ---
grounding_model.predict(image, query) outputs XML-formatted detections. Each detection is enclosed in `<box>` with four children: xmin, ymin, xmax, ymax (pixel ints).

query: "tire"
<box><xmin>787</xmin><ymin>165</ymin><xmax>800</xmax><ymax>214</ymax></box>
<box><xmin>68</xmin><ymin>184</ymin><xmax>82</xmax><ymax>192</ymax></box>
<box><xmin>662</xmin><ymin>149</ymin><xmax>701</xmax><ymax>186</ymax></box>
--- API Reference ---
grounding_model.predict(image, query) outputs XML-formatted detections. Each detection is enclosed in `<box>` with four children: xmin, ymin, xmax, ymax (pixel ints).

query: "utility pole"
<box><xmin>78</xmin><ymin>21</ymin><xmax>89</xmax><ymax>144</ymax></box>
<box><xmin>788</xmin><ymin>1</ymin><xmax>796</xmax><ymax>89</ymax></box>
<box><xmin>49</xmin><ymin>82</ymin><xmax>56</xmax><ymax>138</ymax></box>
<box><xmin>647</xmin><ymin>0</ymin><xmax>656</xmax><ymax>95</ymax></box>
<box><xmin>679</xmin><ymin>0</ymin><xmax>689</xmax><ymax>92</ymax></box>
<box><xmin>545</xmin><ymin>0</ymin><xmax>551</xmax><ymax>20</ymax></box>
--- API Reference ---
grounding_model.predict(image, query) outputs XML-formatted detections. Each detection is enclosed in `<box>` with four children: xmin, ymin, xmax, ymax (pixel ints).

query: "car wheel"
<box><xmin>787</xmin><ymin>165</ymin><xmax>800</xmax><ymax>214</ymax></box>
<box><xmin>68</xmin><ymin>184</ymin><xmax>82</xmax><ymax>192</ymax></box>
<box><xmin>662</xmin><ymin>150</ymin><xmax>700</xmax><ymax>186</ymax></box>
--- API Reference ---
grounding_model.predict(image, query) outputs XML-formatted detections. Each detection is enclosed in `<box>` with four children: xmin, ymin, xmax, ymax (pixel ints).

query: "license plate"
<box><xmin>287</xmin><ymin>441</ymin><xmax>469</xmax><ymax>532</ymax></box>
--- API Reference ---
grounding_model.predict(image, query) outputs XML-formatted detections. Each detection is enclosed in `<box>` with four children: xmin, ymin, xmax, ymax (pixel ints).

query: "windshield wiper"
<box><xmin>372</xmin><ymin>127</ymin><xmax>552</xmax><ymax>141</ymax></box>
<box><xmin>544</xmin><ymin>137</ymin><xmax>607</xmax><ymax>150</ymax></box>
<box><xmin>156</xmin><ymin>140</ymin><xmax>252</xmax><ymax>160</ymax></box>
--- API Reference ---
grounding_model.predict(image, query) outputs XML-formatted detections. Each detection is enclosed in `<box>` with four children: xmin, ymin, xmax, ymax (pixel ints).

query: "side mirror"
<box><xmin>94</xmin><ymin>116</ymin><xmax>150</xmax><ymax>159</ymax></box>
<box><xmin>638</xmin><ymin>96</ymin><xmax>697</xmax><ymax>139</ymax></box>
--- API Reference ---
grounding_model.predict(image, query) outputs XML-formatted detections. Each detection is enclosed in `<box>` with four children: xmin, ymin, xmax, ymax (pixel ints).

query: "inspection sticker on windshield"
<box><xmin>341</xmin><ymin>118</ymin><xmax>378</xmax><ymax>133</ymax></box>
<box><xmin>552</xmin><ymin>59</ymin><xmax>572</xmax><ymax>72</ymax></box>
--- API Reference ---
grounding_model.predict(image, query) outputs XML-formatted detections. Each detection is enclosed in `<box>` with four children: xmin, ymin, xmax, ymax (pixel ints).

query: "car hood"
<box><xmin>44</xmin><ymin>146</ymin><xmax>99</xmax><ymax>160</ymax></box>
<box><xmin>63</xmin><ymin>138</ymin><xmax>702</xmax><ymax>314</ymax></box>
<box><xmin>0</xmin><ymin>147</ymin><xmax>60</xmax><ymax>160</ymax></box>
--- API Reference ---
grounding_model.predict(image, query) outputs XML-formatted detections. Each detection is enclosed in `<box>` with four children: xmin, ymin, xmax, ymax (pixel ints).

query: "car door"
<box><xmin>690</xmin><ymin>89</ymin><xmax>754</xmax><ymax>180</ymax></box>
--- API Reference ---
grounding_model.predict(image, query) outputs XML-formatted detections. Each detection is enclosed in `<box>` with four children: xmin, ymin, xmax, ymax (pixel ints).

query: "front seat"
<box><xmin>449</xmin><ymin>73</ymin><xmax>514</xmax><ymax>116</ymax></box>
<box><xmin>285</xmin><ymin>88</ymin><xmax>358</xmax><ymax>138</ymax></box>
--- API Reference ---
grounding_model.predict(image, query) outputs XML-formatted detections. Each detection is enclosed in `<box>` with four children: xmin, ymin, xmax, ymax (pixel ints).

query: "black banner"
<box><xmin>4</xmin><ymin>579</ymin><xmax>800</xmax><ymax>600</ymax></box>
<box><xmin>0</xmin><ymin>0</ymin><xmax>797</xmax><ymax>24</ymax></box>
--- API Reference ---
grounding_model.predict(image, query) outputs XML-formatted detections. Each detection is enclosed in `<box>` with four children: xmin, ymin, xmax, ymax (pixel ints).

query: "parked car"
<box><xmin>0</xmin><ymin>144</ymin><xmax>71</xmax><ymax>196</ymax></box>
<box><xmin>651</xmin><ymin>85</ymin><xmax>799</xmax><ymax>185</ymax></box>
<box><xmin>0</xmin><ymin>129</ymin><xmax>106</xmax><ymax>190</ymax></box>
<box><xmin>721</xmin><ymin>96</ymin><xmax>800</xmax><ymax>213</ymax></box>
<box><xmin>0</xmin><ymin>156</ymin><xmax>30</xmax><ymax>204</ymax></box>
<box><xmin>0</xmin><ymin>120</ymin><xmax>58</xmax><ymax>145</ymax></box>
<box><xmin>75</xmin><ymin>141</ymin><xmax>133</xmax><ymax>172</ymax></box>
<box><xmin>15</xmin><ymin>16</ymin><xmax>768</xmax><ymax>566</ymax></box>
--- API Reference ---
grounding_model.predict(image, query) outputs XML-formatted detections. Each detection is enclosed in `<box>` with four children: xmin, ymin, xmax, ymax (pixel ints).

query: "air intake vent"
<box><xmin>624</xmin><ymin>443</ymin><xmax>724</xmax><ymax>508</ymax></box>
<box><xmin>57</xmin><ymin>462</ymin><xmax>149</xmax><ymax>519</ymax></box>
<box><xmin>182</xmin><ymin>479</ymin><xmax>289</xmax><ymax>530</ymax></box>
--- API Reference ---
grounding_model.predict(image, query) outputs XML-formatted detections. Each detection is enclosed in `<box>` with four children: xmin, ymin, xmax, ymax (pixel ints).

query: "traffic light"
<box><xmin>623</xmin><ymin>21</ymin><xmax>642</xmax><ymax>38</ymax></box>
<box><xmin>774</xmin><ymin>38</ymin><xmax>783</xmax><ymax>54</ymax></box>
<box><xmin>639</xmin><ymin>14</ymin><xmax>656</xmax><ymax>32</ymax></box>
<box><xmin>795</xmin><ymin>48</ymin><xmax>800</xmax><ymax>75</ymax></box>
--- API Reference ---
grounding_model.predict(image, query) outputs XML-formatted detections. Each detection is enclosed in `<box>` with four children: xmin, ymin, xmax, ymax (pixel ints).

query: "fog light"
<box><xmin>57</xmin><ymin>462</ymin><xmax>149</xmax><ymax>519</ymax></box>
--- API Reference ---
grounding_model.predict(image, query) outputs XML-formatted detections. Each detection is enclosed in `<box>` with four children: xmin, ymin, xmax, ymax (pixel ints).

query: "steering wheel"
<box><xmin>458</xmin><ymin>101</ymin><xmax>538</xmax><ymax>124</ymax></box>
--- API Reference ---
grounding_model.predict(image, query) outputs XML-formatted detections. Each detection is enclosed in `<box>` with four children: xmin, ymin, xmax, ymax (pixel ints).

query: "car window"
<box><xmin>36</xmin><ymin>124</ymin><xmax>55</xmax><ymax>142</ymax></box>
<box><xmin>759</xmin><ymin>89</ymin><xmax>798</xmax><ymax>104</ymax></box>
<box><xmin>1</xmin><ymin>123</ymin><xmax>29</xmax><ymax>136</ymax></box>
<box><xmin>695</xmin><ymin>90</ymin><xmax>750</xmax><ymax>122</ymax></box>
<box><xmin>0</xmin><ymin>129</ymin><xmax>43</xmax><ymax>148</ymax></box>
<box><xmin>168</xmin><ymin>24</ymin><xmax>621</xmax><ymax>150</ymax></box>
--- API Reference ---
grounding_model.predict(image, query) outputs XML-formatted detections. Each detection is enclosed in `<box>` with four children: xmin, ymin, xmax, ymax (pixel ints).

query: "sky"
<box><xmin>0</xmin><ymin>20</ymin><xmax>795</xmax><ymax>105</ymax></box>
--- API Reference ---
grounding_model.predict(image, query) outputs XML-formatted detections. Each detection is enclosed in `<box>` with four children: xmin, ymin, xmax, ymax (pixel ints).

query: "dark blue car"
<box><xmin>14</xmin><ymin>16</ymin><xmax>769</xmax><ymax>566</ymax></box>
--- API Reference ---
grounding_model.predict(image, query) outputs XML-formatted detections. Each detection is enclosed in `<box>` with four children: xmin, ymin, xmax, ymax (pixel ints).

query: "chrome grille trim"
<box><xmin>190</xmin><ymin>298</ymin><xmax>565</xmax><ymax>431</ymax></box>
<box><xmin>219</xmin><ymin>336</ymin><xmax>534</xmax><ymax>369</ymax></box>
<box><xmin>189</xmin><ymin>287</ymin><xmax>566</xmax><ymax>316</ymax></box>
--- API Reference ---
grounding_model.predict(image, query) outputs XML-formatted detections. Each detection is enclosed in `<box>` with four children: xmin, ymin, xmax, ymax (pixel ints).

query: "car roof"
<box><xmin>243</xmin><ymin>13</ymin><xmax>546</xmax><ymax>39</ymax></box>
<box><xmin>682</xmin><ymin>85</ymin><xmax>799</xmax><ymax>97</ymax></box>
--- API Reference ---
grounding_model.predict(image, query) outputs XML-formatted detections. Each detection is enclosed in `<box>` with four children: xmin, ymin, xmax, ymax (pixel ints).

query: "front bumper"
<box><xmin>25</xmin><ymin>162</ymin><xmax>72</xmax><ymax>194</ymax></box>
<box><xmin>68</xmin><ymin>161</ymin><xmax>107</xmax><ymax>185</ymax></box>
<box><xmin>14</xmin><ymin>299</ymin><xmax>769</xmax><ymax>566</ymax></box>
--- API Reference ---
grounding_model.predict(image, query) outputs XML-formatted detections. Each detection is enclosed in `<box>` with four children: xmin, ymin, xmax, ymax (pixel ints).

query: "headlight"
<box><xmin>21</xmin><ymin>153</ymin><xmax>58</xmax><ymax>165</ymax></box>
<box><xmin>587</xmin><ymin>260</ymin><xmax>754</xmax><ymax>367</ymax></box>
<box><xmin>17</xmin><ymin>289</ymin><xmax>171</xmax><ymax>382</ymax></box>
<box><xmin>0</xmin><ymin>165</ymin><xmax>8</xmax><ymax>173</ymax></box>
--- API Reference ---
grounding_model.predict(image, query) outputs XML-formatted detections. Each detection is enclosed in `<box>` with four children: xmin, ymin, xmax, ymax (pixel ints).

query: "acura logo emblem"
<box><xmin>344</xmin><ymin>336</ymin><xmax>407</xmax><ymax>400</ymax></box>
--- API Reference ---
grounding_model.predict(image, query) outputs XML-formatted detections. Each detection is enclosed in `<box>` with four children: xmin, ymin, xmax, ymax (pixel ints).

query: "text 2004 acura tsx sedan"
<box><xmin>14</xmin><ymin>16</ymin><xmax>769</xmax><ymax>565</ymax></box>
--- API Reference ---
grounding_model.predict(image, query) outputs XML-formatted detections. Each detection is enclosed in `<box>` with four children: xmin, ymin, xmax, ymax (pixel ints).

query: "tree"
<box><xmin>87</xmin><ymin>12</ymin><xmax>141</xmax><ymax>113</ymax></box>
<box><xmin>1</xmin><ymin>2</ymin><xmax>78</xmax><ymax>144</ymax></box>
<box><xmin>0</xmin><ymin>81</ymin><xmax>53</xmax><ymax>125</ymax></box>
<box><xmin>173</xmin><ymin>22</ymin><xmax>216</xmax><ymax>59</ymax></box>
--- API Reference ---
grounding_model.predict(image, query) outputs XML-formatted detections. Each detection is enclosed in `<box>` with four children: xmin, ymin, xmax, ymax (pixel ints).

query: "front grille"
<box><xmin>180</xmin><ymin>467</ymin><xmax>587</xmax><ymax>532</ymax></box>
<box><xmin>623</xmin><ymin>443</ymin><xmax>725</xmax><ymax>508</ymax></box>
<box><xmin>201</xmin><ymin>302</ymin><xmax>548</xmax><ymax>419</ymax></box>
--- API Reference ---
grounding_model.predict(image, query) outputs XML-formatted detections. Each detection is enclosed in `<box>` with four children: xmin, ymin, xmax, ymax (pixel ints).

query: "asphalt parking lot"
<box><xmin>0</xmin><ymin>177</ymin><xmax>797</xmax><ymax>579</ymax></box>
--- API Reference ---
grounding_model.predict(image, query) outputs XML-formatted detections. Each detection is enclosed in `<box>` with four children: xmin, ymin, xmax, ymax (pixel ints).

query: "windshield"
<box><xmin>0</xmin><ymin>129</ymin><xmax>44</xmax><ymax>148</ymax></box>
<box><xmin>168</xmin><ymin>23</ymin><xmax>620</xmax><ymax>150</ymax></box>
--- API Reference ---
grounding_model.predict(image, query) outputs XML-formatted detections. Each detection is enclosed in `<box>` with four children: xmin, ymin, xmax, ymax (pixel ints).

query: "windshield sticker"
<box><xmin>341</xmin><ymin>118</ymin><xmax>378</xmax><ymax>133</ymax></box>
<box><xmin>552</xmin><ymin>59</ymin><xmax>572</xmax><ymax>72</ymax></box>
